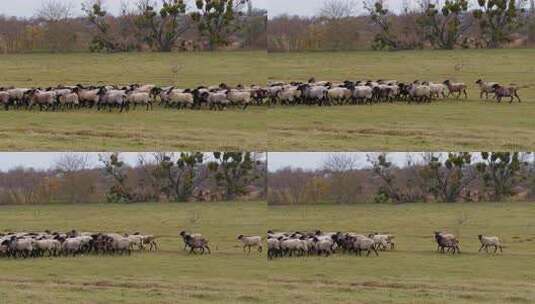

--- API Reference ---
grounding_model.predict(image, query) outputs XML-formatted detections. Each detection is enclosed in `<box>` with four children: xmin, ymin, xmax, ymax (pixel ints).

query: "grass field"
<box><xmin>0</xmin><ymin>52</ymin><xmax>268</xmax><ymax>151</ymax></box>
<box><xmin>266</xmin><ymin>49</ymin><xmax>535</xmax><ymax>151</ymax></box>
<box><xmin>267</xmin><ymin>202</ymin><xmax>535</xmax><ymax>304</ymax></box>
<box><xmin>1</xmin><ymin>49</ymin><xmax>535</xmax><ymax>150</ymax></box>
<box><xmin>1</xmin><ymin>202</ymin><xmax>535</xmax><ymax>303</ymax></box>
<box><xmin>0</xmin><ymin>202</ymin><xmax>268</xmax><ymax>304</ymax></box>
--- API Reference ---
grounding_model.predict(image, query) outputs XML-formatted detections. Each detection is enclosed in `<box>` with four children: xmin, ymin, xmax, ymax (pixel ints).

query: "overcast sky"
<box><xmin>0</xmin><ymin>152</ymin><xmax>266</xmax><ymax>172</ymax></box>
<box><xmin>269</xmin><ymin>152</ymin><xmax>432</xmax><ymax>172</ymax></box>
<box><xmin>0</xmin><ymin>0</ymin><xmax>270</xmax><ymax>18</ymax></box>
<box><xmin>0</xmin><ymin>0</ymin><xmax>427</xmax><ymax>18</ymax></box>
<box><xmin>0</xmin><ymin>0</ymin><xmax>503</xmax><ymax>18</ymax></box>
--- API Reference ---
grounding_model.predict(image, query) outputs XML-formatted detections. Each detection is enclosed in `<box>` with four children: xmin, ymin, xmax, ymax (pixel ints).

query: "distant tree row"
<box><xmin>268</xmin><ymin>0</ymin><xmax>535</xmax><ymax>51</ymax></box>
<box><xmin>269</xmin><ymin>152</ymin><xmax>535</xmax><ymax>205</ymax></box>
<box><xmin>0</xmin><ymin>152</ymin><xmax>266</xmax><ymax>205</ymax></box>
<box><xmin>0</xmin><ymin>0</ymin><xmax>267</xmax><ymax>53</ymax></box>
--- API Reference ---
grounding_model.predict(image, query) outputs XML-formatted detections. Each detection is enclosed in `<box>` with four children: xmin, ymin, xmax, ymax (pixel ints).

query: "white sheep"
<box><xmin>478</xmin><ymin>235</ymin><xmax>503</xmax><ymax>254</ymax></box>
<box><xmin>237</xmin><ymin>235</ymin><xmax>263</xmax><ymax>254</ymax></box>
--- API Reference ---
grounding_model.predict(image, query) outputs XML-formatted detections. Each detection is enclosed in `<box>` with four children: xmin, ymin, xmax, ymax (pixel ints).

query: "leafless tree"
<box><xmin>54</xmin><ymin>153</ymin><xmax>91</xmax><ymax>173</ymax></box>
<box><xmin>323</xmin><ymin>153</ymin><xmax>360</xmax><ymax>172</ymax></box>
<box><xmin>36</xmin><ymin>0</ymin><xmax>75</xmax><ymax>21</ymax></box>
<box><xmin>319</xmin><ymin>0</ymin><xmax>358</xmax><ymax>19</ymax></box>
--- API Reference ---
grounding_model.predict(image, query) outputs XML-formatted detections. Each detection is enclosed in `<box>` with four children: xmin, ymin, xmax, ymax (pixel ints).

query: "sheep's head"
<box><xmin>237</xmin><ymin>235</ymin><xmax>244</xmax><ymax>240</ymax></box>
<box><xmin>475</xmin><ymin>79</ymin><xmax>482</xmax><ymax>84</ymax></box>
<box><xmin>478</xmin><ymin>234</ymin><xmax>483</xmax><ymax>240</ymax></box>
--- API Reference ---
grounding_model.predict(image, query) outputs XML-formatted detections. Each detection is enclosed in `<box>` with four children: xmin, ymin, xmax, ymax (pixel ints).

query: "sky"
<box><xmin>0</xmin><ymin>0</ymin><xmax>502</xmax><ymax>19</ymax></box>
<box><xmin>269</xmin><ymin>152</ymin><xmax>435</xmax><ymax>172</ymax></box>
<box><xmin>0</xmin><ymin>152</ymin><xmax>266</xmax><ymax>172</ymax></box>
<box><xmin>0</xmin><ymin>0</ymin><xmax>270</xmax><ymax>18</ymax></box>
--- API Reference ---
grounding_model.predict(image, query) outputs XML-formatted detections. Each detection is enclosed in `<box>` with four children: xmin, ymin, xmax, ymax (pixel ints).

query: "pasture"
<box><xmin>266</xmin><ymin>49</ymin><xmax>535</xmax><ymax>151</ymax></box>
<box><xmin>0</xmin><ymin>52</ymin><xmax>268</xmax><ymax>151</ymax></box>
<box><xmin>266</xmin><ymin>202</ymin><xmax>535</xmax><ymax>304</ymax></box>
<box><xmin>0</xmin><ymin>202</ymin><xmax>268</xmax><ymax>304</ymax></box>
<box><xmin>1</xmin><ymin>202</ymin><xmax>535</xmax><ymax>303</ymax></box>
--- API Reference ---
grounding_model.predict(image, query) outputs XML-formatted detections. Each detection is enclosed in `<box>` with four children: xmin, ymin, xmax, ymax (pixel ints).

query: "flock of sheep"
<box><xmin>0</xmin><ymin>229</ymin><xmax>505</xmax><ymax>259</ymax></box>
<box><xmin>0</xmin><ymin>230</ymin><xmax>158</xmax><ymax>258</ymax></box>
<box><xmin>0</xmin><ymin>78</ymin><xmax>522</xmax><ymax>112</ymax></box>
<box><xmin>267</xmin><ymin>78</ymin><xmax>522</xmax><ymax>106</ymax></box>
<box><xmin>0</xmin><ymin>84</ymin><xmax>259</xmax><ymax>112</ymax></box>
<box><xmin>178</xmin><ymin>229</ymin><xmax>505</xmax><ymax>259</ymax></box>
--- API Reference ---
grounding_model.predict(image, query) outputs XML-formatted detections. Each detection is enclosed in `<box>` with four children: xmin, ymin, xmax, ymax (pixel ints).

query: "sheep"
<box><xmin>76</xmin><ymin>86</ymin><xmax>101</xmax><ymax>108</ymax></box>
<box><xmin>327</xmin><ymin>87</ymin><xmax>352</xmax><ymax>105</ymax></box>
<box><xmin>267</xmin><ymin>237</ymin><xmax>281</xmax><ymax>259</ymax></box>
<box><xmin>126</xmin><ymin>91</ymin><xmax>152</xmax><ymax>111</ymax></box>
<box><xmin>237</xmin><ymin>235</ymin><xmax>263</xmax><ymax>254</ymax></box>
<box><xmin>35</xmin><ymin>239</ymin><xmax>61</xmax><ymax>257</ymax></box>
<box><xmin>183</xmin><ymin>234</ymin><xmax>211</xmax><ymax>255</ymax></box>
<box><xmin>203</xmin><ymin>91</ymin><xmax>230</xmax><ymax>110</ymax></box>
<box><xmin>312</xmin><ymin>237</ymin><xmax>335</xmax><ymax>256</ymax></box>
<box><xmin>492</xmin><ymin>84</ymin><xmax>521</xmax><ymax>103</ymax></box>
<box><xmin>97</xmin><ymin>88</ymin><xmax>129</xmax><ymax>112</ymax></box>
<box><xmin>424</xmin><ymin>82</ymin><xmax>447</xmax><ymax>100</ymax></box>
<box><xmin>0</xmin><ymin>91</ymin><xmax>9</xmax><ymax>110</ymax></box>
<box><xmin>434</xmin><ymin>232</ymin><xmax>460</xmax><ymax>255</ymax></box>
<box><xmin>478</xmin><ymin>235</ymin><xmax>503</xmax><ymax>254</ymax></box>
<box><xmin>369</xmin><ymin>233</ymin><xmax>395</xmax><ymax>251</ymax></box>
<box><xmin>351</xmin><ymin>85</ymin><xmax>373</xmax><ymax>104</ymax></box>
<box><xmin>443</xmin><ymin>80</ymin><xmax>468</xmax><ymax>99</ymax></box>
<box><xmin>57</xmin><ymin>92</ymin><xmax>80</xmax><ymax>110</ymax></box>
<box><xmin>408</xmin><ymin>84</ymin><xmax>432</xmax><ymax>103</ymax></box>
<box><xmin>227</xmin><ymin>90</ymin><xmax>252</xmax><ymax>110</ymax></box>
<box><xmin>475</xmin><ymin>79</ymin><xmax>498</xmax><ymax>100</ymax></box>
<box><xmin>352</xmin><ymin>235</ymin><xmax>379</xmax><ymax>256</ymax></box>
<box><xmin>26</xmin><ymin>90</ymin><xmax>57</xmax><ymax>111</ymax></box>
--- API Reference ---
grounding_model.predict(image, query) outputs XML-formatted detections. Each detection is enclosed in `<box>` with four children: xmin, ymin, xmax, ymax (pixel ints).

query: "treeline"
<box><xmin>269</xmin><ymin>152</ymin><xmax>535</xmax><ymax>205</ymax></box>
<box><xmin>0</xmin><ymin>0</ymin><xmax>267</xmax><ymax>54</ymax></box>
<box><xmin>268</xmin><ymin>0</ymin><xmax>535</xmax><ymax>52</ymax></box>
<box><xmin>0</xmin><ymin>152</ymin><xmax>266</xmax><ymax>205</ymax></box>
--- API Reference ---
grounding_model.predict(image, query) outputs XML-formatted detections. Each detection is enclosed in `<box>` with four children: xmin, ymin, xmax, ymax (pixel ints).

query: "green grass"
<box><xmin>2</xmin><ymin>49</ymin><xmax>535</xmax><ymax>150</ymax></box>
<box><xmin>0</xmin><ymin>52</ymin><xmax>268</xmax><ymax>151</ymax></box>
<box><xmin>1</xmin><ymin>202</ymin><xmax>535</xmax><ymax>303</ymax></box>
<box><xmin>266</xmin><ymin>202</ymin><xmax>535</xmax><ymax>304</ymax></box>
<box><xmin>0</xmin><ymin>202</ymin><xmax>268</xmax><ymax>304</ymax></box>
<box><xmin>266</xmin><ymin>49</ymin><xmax>535</xmax><ymax>151</ymax></box>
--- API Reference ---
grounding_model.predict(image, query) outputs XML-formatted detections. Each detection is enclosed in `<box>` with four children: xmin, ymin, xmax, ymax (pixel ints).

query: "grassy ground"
<box><xmin>1</xmin><ymin>202</ymin><xmax>534</xmax><ymax>303</ymax></box>
<box><xmin>266</xmin><ymin>202</ymin><xmax>535</xmax><ymax>304</ymax></box>
<box><xmin>0</xmin><ymin>202</ymin><xmax>268</xmax><ymax>304</ymax></box>
<box><xmin>266</xmin><ymin>49</ymin><xmax>535</xmax><ymax>151</ymax></box>
<box><xmin>0</xmin><ymin>52</ymin><xmax>268</xmax><ymax>151</ymax></box>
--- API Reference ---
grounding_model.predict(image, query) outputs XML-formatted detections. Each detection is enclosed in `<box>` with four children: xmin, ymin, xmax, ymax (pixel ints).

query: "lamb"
<box><xmin>478</xmin><ymin>235</ymin><xmax>503</xmax><ymax>254</ymax></box>
<box><xmin>443</xmin><ymin>80</ymin><xmax>468</xmax><ymax>99</ymax></box>
<box><xmin>492</xmin><ymin>84</ymin><xmax>521</xmax><ymax>103</ymax></box>
<box><xmin>237</xmin><ymin>235</ymin><xmax>263</xmax><ymax>254</ymax></box>
<box><xmin>475</xmin><ymin>79</ymin><xmax>498</xmax><ymax>100</ymax></box>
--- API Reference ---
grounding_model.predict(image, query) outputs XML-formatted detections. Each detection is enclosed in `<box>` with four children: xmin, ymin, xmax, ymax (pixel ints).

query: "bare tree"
<box><xmin>323</xmin><ymin>153</ymin><xmax>359</xmax><ymax>172</ymax></box>
<box><xmin>36</xmin><ymin>0</ymin><xmax>75</xmax><ymax>21</ymax></box>
<box><xmin>319</xmin><ymin>0</ymin><xmax>358</xmax><ymax>19</ymax></box>
<box><xmin>54</xmin><ymin>153</ymin><xmax>91</xmax><ymax>173</ymax></box>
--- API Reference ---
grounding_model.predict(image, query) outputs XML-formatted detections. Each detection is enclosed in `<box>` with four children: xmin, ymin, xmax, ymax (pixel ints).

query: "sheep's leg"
<box><xmin>205</xmin><ymin>245</ymin><xmax>211</xmax><ymax>254</ymax></box>
<box><xmin>478</xmin><ymin>244</ymin><xmax>485</xmax><ymax>252</ymax></box>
